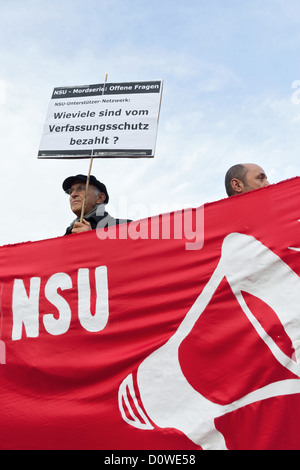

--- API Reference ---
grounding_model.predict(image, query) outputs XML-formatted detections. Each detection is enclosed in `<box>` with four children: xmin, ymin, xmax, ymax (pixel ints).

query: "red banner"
<box><xmin>1</xmin><ymin>177</ymin><xmax>300</xmax><ymax>450</ymax></box>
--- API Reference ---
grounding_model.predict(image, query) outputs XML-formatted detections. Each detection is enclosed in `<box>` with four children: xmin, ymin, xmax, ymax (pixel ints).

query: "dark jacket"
<box><xmin>64</xmin><ymin>204</ymin><xmax>131</xmax><ymax>235</ymax></box>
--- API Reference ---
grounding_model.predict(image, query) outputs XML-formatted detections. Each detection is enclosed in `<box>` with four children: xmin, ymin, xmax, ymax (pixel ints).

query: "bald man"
<box><xmin>225</xmin><ymin>163</ymin><xmax>270</xmax><ymax>197</ymax></box>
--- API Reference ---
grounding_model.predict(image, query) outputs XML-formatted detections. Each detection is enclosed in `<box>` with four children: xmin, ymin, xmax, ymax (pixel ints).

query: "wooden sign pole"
<box><xmin>80</xmin><ymin>74</ymin><xmax>108</xmax><ymax>223</ymax></box>
<box><xmin>79</xmin><ymin>156</ymin><xmax>93</xmax><ymax>222</ymax></box>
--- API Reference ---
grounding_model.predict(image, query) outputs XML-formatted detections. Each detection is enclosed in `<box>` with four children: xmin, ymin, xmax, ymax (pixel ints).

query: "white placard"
<box><xmin>38</xmin><ymin>80</ymin><xmax>163</xmax><ymax>159</ymax></box>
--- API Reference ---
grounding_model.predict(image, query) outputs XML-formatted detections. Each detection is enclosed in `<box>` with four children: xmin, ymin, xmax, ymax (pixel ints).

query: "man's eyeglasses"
<box><xmin>65</xmin><ymin>184</ymin><xmax>86</xmax><ymax>196</ymax></box>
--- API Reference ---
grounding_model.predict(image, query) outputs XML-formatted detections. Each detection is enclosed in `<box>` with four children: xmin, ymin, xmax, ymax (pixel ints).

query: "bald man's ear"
<box><xmin>231</xmin><ymin>178</ymin><xmax>244</xmax><ymax>194</ymax></box>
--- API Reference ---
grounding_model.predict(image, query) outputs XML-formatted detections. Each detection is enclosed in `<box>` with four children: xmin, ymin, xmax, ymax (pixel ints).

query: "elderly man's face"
<box><xmin>68</xmin><ymin>182</ymin><xmax>105</xmax><ymax>217</ymax></box>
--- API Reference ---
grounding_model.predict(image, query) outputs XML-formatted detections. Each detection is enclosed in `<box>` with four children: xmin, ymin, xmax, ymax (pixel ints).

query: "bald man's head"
<box><xmin>225</xmin><ymin>163</ymin><xmax>270</xmax><ymax>196</ymax></box>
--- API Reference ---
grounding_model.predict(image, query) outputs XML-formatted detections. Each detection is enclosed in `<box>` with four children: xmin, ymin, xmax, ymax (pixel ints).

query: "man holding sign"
<box><xmin>38</xmin><ymin>79</ymin><xmax>161</xmax><ymax>234</ymax></box>
<box><xmin>63</xmin><ymin>174</ymin><xmax>130</xmax><ymax>235</ymax></box>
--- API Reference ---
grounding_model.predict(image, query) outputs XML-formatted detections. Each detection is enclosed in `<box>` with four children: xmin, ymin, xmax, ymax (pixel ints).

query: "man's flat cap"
<box><xmin>62</xmin><ymin>174</ymin><xmax>109</xmax><ymax>203</ymax></box>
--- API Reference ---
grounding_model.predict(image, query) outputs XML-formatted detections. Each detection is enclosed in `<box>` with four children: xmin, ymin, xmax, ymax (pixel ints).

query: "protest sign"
<box><xmin>38</xmin><ymin>80</ymin><xmax>163</xmax><ymax>159</ymax></box>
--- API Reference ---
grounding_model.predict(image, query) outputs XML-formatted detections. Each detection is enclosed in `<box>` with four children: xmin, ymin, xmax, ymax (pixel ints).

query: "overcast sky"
<box><xmin>0</xmin><ymin>0</ymin><xmax>300</xmax><ymax>245</ymax></box>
